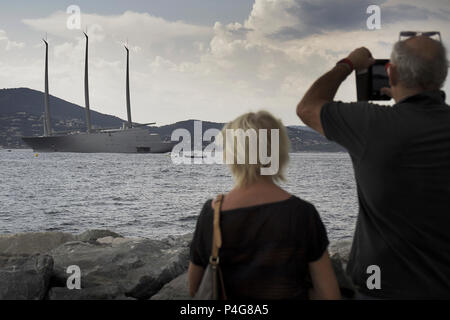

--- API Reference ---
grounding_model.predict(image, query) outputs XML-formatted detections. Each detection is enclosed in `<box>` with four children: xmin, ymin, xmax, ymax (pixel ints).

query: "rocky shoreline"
<box><xmin>0</xmin><ymin>230</ymin><xmax>354</xmax><ymax>300</ymax></box>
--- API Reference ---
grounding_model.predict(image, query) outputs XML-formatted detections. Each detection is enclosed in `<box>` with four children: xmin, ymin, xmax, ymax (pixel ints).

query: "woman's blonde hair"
<box><xmin>220</xmin><ymin>110</ymin><xmax>290</xmax><ymax>188</ymax></box>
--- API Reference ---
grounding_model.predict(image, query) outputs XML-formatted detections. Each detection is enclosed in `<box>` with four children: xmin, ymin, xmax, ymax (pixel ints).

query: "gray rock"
<box><xmin>329</xmin><ymin>239</ymin><xmax>352</xmax><ymax>269</ymax></box>
<box><xmin>76</xmin><ymin>230</ymin><xmax>122</xmax><ymax>243</ymax></box>
<box><xmin>162</xmin><ymin>233</ymin><xmax>193</xmax><ymax>248</ymax></box>
<box><xmin>50</xmin><ymin>238</ymin><xmax>190</xmax><ymax>300</ymax></box>
<box><xmin>0</xmin><ymin>232</ymin><xmax>75</xmax><ymax>255</ymax></box>
<box><xmin>96</xmin><ymin>236</ymin><xmax>142</xmax><ymax>245</ymax></box>
<box><xmin>0</xmin><ymin>254</ymin><xmax>54</xmax><ymax>300</ymax></box>
<box><xmin>48</xmin><ymin>285</ymin><xmax>134</xmax><ymax>300</ymax></box>
<box><xmin>150</xmin><ymin>272</ymin><xmax>190</xmax><ymax>300</ymax></box>
<box><xmin>329</xmin><ymin>240</ymin><xmax>355</xmax><ymax>298</ymax></box>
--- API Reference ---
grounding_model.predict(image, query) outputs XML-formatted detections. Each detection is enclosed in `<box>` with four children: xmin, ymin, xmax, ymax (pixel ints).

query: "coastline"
<box><xmin>0</xmin><ymin>229</ymin><xmax>354</xmax><ymax>300</ymax></box>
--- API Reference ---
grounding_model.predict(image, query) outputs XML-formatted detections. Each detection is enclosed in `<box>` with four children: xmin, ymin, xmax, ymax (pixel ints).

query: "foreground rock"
<box><xmin>0</xmin><ymin>230</ymin><xmax>190</xmax><ymax>300</ymax></box>
<box><xmin>48</xmin><ymin>285</ymin><xmax>134</xmax><ymax>300</ymax></box>
<box><xmin>0</xmin><ymin>254</ymin><xmax>53</xmax><ymax>300</ymax></box>
<box><xmin>328</xmin><ymin>239</ymin><xmax>354</xmax><ymax>298</ymax></box>
<box><xmin>329</xmin><ymin>239</ymin><xmax>352</xmax><ymax>270</ymax></box>
<box><xmin>150</xmin><ymin>272</ymin><xmax>190</xmax><ymax>300</ymax></box>
<box><xmin>0</xmin><ymin>230</ymin><xmax>121</xmax><ymax>255</ymax></box>
<box><xmin>49</xmin><ymin>236</ymin><xmax>190</xmax><ymax>300</ymax></box>
<box><xmin>0</xmin><ymin>232</ymin><xmax>75</xmax><ymax>255</ymax></box>
<box><xmin>75</xmin><ymin>230</ymin><xmax>123</xmax><ymax>243</ymax></box>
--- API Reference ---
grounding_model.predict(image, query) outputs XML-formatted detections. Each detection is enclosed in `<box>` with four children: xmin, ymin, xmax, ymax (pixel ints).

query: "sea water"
<box><xmin>0</xmin><ymin>150</ymin><xmax>357</xmax><ymax>241</ymax></box>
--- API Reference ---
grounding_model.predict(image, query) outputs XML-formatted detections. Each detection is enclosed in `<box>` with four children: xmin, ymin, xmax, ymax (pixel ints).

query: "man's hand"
<box><xmin>297</xmin><ymin>47</ymin><xmax>376</xmax><ymax>136</ymax></box>
<box><xmin>347</xmin><ymin>47</ymin><xmax>375</xmax><ymax>71</ymax></box>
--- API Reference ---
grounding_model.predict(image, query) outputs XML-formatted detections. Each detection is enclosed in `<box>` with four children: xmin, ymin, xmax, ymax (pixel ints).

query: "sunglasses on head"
<box><xmin>385</xmin><ymin>62</ymin><xmax>391</xmax><ymax>75</ymax></box>
<box><xmin>399</xmin><ymin>31</ymin><xmax>441</xmax><ymax>42</ymax></box>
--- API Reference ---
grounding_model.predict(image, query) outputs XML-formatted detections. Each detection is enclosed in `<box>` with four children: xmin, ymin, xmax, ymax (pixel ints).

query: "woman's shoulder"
<box><xmin>278</xmin><ymin>195</ymin><xmax>323</xmax><ymax>225</ymax></box>
<box><xmin>289</xmin><ymin>195</ymin><xmax>318</xmax><ymax>211</ymax></box>
<box><xmin>289</xmin><ymin>196</ymin><xmax>326</xmax><ymax>229</ymax></box>
<box><xmin>207</xmin><ymin>194</ymin><xmax>316</xmax><ymax>214</ymax></box>
<box><xmin>192</xmin><ymin>199</ymin><xmax>214</xmax><ymax>231</ymax></box>
<box><xmin>201</xmin><ymin>198</ymin><xmax>214</xmax><ymax>212</ymax></box>
<box><xmin>197</xmin><ymin>198</ymin><xmax>215</xmax><ymax>221</ymax></box>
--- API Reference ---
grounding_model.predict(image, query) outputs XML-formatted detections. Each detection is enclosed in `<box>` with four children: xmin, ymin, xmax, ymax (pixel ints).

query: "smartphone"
<box><xmin>356</xmin><ymin>59</ymin><xmax>391</xmax><ymax>101</ymax></box>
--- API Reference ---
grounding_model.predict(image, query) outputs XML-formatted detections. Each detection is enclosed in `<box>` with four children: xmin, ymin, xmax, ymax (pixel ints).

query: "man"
<box><xmin>297</xmin><ymin>35</ymin><xmax>450</xmax><ymax>299</ymax></box>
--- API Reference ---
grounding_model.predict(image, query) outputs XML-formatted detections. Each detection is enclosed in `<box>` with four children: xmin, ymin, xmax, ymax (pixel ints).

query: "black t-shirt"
<box><xmin>190</xmin><ymin>195</ymin><xmax>329</xmax><ymax>300</ymax></box>
<box><xmin>321</xmin><ymin>90</ymin><xmax>450</xmax><ymax>299</ymax></box>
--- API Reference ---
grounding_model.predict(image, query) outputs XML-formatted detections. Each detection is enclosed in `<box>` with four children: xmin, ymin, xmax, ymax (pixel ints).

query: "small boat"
<box><xmin>183</xmin><ymin>151</ymin><xmax>206</xmax><ymax>159</ymax></box>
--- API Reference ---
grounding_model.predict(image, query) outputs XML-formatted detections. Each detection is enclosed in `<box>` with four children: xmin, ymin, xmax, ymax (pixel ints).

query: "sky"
<box><xmin>0</xmin><ymin>0</ymin><xmax>449</xmax><ymax>126</ymax></box>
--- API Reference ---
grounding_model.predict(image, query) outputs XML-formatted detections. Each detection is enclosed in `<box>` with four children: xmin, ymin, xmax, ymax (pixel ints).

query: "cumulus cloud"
<box><xmin>22</xmin><ymin>11</ymin><xmax>212</xmax><ymax>62</ymax></box>
<box><xmin>0</xmin><ymin>30</ymin><xmax>25</xmax><ymax>50</ymax></box>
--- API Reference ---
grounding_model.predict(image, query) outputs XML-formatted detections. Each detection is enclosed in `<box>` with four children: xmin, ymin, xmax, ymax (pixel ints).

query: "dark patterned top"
<box><xmin>190</xmin><ymin>195</ymin><xmax>329</xmax><ymax>300</ymax></box>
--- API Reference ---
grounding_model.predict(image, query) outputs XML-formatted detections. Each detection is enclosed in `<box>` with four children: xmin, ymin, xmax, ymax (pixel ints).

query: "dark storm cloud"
<box><xmin>270</xmin><ymin>0</ymin><xmax>448</xmax><ymax>41</ymax></box>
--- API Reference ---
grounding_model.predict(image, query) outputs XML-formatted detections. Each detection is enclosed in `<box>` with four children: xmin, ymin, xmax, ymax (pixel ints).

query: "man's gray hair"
<box><xmin>391</xmin><ymin>40</ymin><xmax>448</xmax><ymax>90</ymax></box>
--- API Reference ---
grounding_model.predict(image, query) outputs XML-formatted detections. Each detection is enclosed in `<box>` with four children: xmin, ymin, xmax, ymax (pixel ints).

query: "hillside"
<box><xmin>151</xmin><ymin>120</ymin><xmax>344</xmax><ymax>152</ymax></box>
<box><xmin>0</xmin><ymin>88</ymin><xmax>125</xmax><ymax>147</ymax></box>
<box><xmin>0</xmin><ymin>88</ymin><xmax>344</xmax><ymax>152</ymax></box>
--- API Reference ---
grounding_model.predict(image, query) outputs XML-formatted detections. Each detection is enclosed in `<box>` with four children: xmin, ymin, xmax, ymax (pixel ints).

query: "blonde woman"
<box><xmin>188</xmin><ymin>111</ymin><xmax>340</xmax><ymax>300</ymax></box>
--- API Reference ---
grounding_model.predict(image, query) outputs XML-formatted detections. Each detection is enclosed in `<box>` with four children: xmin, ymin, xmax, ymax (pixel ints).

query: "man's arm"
<box><xmin>296</xmin><ymin>65</ymin><xmax>351</xmax><ymax>135</ymax></box>
<box><xmin>296</xmin><ymin>47</ymin><xmax>375</xmax><ymax>136</ymax></box>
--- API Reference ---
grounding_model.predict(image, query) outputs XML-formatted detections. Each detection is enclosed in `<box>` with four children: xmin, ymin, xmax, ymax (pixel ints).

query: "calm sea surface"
<box><xmin>0</xmin><ymin>150</ymin><xmax>357</xmax><ymax>241</ymax></box>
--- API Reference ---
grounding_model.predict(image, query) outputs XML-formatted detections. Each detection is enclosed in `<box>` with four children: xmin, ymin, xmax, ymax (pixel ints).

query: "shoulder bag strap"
<box><xmin>210</xmin><ymin>194</ymin><xmax>224</xmax><ymax>265</ymax></box>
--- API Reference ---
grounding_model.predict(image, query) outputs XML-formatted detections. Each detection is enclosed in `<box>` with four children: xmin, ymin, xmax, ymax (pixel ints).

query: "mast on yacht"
<box><xmin>43</xmin><ymin>38</ymin><xmax>52</xmax><ymax>136</ymax></box>
<box><xmin>84</xmin><ymin>32</ymin><xmax>92</xmax><ymax>133</ymax></box>
<box><xmin>125</xmin><ymin>45</ymin><xmax>132</xmax><ymax>128</ymax></box>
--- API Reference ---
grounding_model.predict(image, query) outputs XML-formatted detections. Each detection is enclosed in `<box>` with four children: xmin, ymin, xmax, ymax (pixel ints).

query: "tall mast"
<box><xmin>84</xmin><ymin>32</ymin><xmax>92</xmax><ymax>133</ymax></box>
<box><xmin>125</xmin><ymin>46</ymin><xmax>132</xmax><ymax>128</ymax></box>
<box><xmin>43</xmin><ymin>39</ymin><xmax>52</xmax><ymax>136</ymax></box>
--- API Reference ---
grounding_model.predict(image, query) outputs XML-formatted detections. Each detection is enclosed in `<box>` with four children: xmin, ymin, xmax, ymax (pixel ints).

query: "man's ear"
<box><xmin>389</xmin><ymin>64</ymin><xmax>398</xmax><ymax>87</ymax></box>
